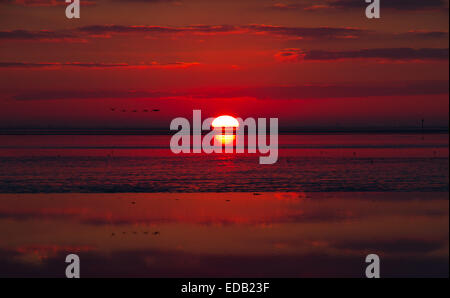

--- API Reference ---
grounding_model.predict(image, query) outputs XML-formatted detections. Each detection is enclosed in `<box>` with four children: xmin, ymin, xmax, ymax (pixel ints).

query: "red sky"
<box><xmin>0</xmin><ymin>0</ymin><xmax>448</xmax><ymax>129</ymax></box>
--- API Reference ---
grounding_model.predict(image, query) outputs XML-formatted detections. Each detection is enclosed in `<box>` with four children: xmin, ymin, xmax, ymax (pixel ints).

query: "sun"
<box><xmin>212</xmin><ymin>115</ymin><xmax>239</xmax><ymax>128</ymax></box>
<box><xmin>212</xmin><ymin>115</ymin><xmax>239</xmax><ymax>146</ymax></box>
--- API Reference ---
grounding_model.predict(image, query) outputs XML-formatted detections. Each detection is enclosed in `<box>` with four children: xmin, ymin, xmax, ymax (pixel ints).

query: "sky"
<box><xmin>0</xmin><ymin>0</ymin><xmax>448</xmax><ymax>130</ymax></box>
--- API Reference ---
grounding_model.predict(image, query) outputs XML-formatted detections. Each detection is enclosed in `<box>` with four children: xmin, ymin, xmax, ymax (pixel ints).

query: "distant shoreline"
<box><xmin>0</xmin><ymin>128</ymin><xmax>448</xmax><ymax>135</ymax></box>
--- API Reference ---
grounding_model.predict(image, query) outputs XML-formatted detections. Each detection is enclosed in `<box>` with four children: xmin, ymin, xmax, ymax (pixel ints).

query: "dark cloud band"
<box><xmin>276</xmin><ymin>48</ymin><xmax>450</xmax><ymax>62</ymax></box>
<box><xmin>12</xmin><ymin>81</ymin><xmax>449</xmax><ymax>101</ymax></box>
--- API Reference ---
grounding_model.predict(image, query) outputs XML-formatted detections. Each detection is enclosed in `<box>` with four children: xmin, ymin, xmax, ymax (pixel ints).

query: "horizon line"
<box><xmin>0</xmin><ymin>127</ymin><xmax>448</xmax><ymax>135</ymax></box>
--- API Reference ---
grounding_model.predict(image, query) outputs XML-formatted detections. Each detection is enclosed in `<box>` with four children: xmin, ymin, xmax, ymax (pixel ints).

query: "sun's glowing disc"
<box><xmin>212</xmin><ymin>115</ymin><xmax>239</xmax><ymax>128</ymax></box>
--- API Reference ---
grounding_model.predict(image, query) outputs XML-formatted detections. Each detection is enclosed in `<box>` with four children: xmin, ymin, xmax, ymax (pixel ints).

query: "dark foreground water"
<box><xmin>0</xmin><ymin>192</ymin><xmax>448</xmax><ymax>278</ymax></box>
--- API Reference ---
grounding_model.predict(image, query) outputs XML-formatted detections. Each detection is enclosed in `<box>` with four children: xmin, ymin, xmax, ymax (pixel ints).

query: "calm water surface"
<box><xmin>0</xmin><ymin>134</ymin><xmax>448</xmax><ymax>193</ymax></box>
<box><xmin>0</xmin><ymin>134</ymin><xmax>448</xmax><ymax>277</ymax></box>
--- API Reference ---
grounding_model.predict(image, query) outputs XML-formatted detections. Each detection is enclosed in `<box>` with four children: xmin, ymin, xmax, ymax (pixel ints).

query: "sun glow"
<box><xmin>214</xmin><ymin>134</ymin><xmax>236</xmax><ymax>145</ymax></box>
<box><xmin>212</xmin><ymin>116</ymin><xmax>239</xmax><ymax>128</ymax></box>
<box><xmin>212</xmin><ymin>115</ymin><xmax>239</xmax><ymax>146</ymax></box>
